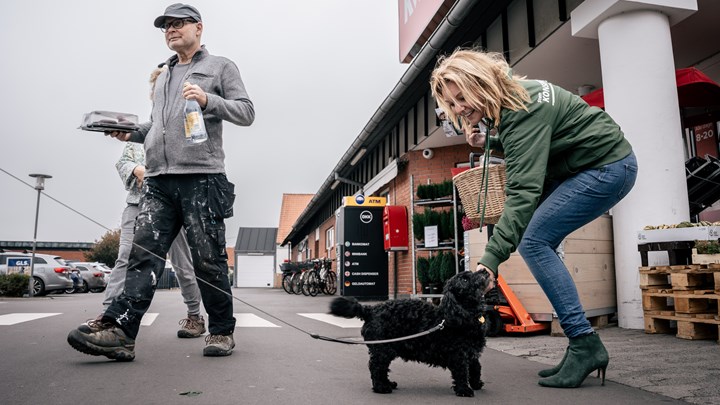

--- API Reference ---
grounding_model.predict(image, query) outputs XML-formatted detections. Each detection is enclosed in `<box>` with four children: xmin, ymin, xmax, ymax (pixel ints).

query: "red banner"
<box><xmin>694</xmin><ymin>122</ymin><xmax>718</xmax><ymax>158</ymax></box>
<box><xmin>398</xmin><ymin>0</ymin><xmax>444</xmax><ymax>62</ymax></box>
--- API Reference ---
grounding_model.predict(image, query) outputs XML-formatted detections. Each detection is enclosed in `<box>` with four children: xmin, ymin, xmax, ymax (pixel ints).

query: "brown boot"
<box><xmin>177</xmin><ymin>314</ymin><xmax>206</xmax><ymax>338</ymax></box>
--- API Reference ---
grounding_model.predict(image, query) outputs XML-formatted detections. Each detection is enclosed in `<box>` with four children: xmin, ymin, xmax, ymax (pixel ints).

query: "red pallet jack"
<box><xmin>484</xmin><ymin>274</ymin><xmax>549</xmax><ymax>335</ymax></box>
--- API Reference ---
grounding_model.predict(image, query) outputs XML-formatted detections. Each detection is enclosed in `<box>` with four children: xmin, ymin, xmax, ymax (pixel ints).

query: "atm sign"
<box><xmin>343</xmin><ymin>196</ymin><xmax>387</xmax><ymax>207</ymax></box>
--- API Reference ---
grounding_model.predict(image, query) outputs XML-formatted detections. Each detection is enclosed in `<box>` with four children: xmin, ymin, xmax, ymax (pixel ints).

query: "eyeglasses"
<box><xmin>160</xmin><ymin>19</ymin><xmax>197</xmax><ymax>33</ymax></box>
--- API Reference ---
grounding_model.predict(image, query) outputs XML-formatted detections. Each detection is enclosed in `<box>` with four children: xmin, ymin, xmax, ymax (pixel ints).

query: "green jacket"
<box><xmin>479</xmin><ymin>79</ymin><xmax>632</xmax><ymax>274</ymax></box>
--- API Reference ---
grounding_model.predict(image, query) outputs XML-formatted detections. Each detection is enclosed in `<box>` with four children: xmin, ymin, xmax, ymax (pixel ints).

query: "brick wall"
<box><xmin>290</xmin><ymin>143</ymin><xmax>476</xmax><ymax>297</ymax></box>
<box><xmin>388</xmin><ymin>143</ymin><xmax>475</xmax><ymax>297</ymax></box>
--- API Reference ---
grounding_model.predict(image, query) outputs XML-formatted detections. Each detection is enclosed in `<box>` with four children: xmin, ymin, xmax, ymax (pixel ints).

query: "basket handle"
<box><xmin>469</xmin><ymin>152</ymin><xmax>483</xmax><ymax>168</ymax></box>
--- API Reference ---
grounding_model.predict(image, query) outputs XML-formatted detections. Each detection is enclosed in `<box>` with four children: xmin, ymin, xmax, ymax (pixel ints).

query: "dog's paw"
<box><xmin>453</xmin><ymin>385</ymin><xmax>475</xmax><ymax>397</ymax></box>
<box><xmin>390</xmin><ymin>381</ymin><xmax>398</xmax><ymax>389</ymax></box>
<box><xmin>470</xmin><ymin>379</ymin><xmax>484</xmax><ymax>390</ymax></box>
<box><xmin>372</xmin><ymin>383</ymin><xmax>395</xmax><ymax>394</ymax></box>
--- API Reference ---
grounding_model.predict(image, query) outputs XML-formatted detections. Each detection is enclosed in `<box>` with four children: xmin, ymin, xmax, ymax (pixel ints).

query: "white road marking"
<box><xmin>0</xmin><ymin>313</ymin><xmax>61</xmax><ymax>325</ymax></box>
<box><xmin>234</xmin><ymin>313</ymin><xmax>280</xmax><ymax>328</ymax></box>
<box><xmin>140</xmin><ymin>313</ymin><xmax>159</xmax><ymax>326</ymax></box>
<box><xmin>298</xmin><ymin>313</ymin><xmax>363</xmax><ymax>328</ymax></box>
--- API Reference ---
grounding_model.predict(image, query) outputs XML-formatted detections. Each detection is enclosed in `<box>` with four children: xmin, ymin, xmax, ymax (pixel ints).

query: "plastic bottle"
<box><xmin>183</xmin><ymin>82</ymin><xmax>208</xmax><ymax>144</ymax></box>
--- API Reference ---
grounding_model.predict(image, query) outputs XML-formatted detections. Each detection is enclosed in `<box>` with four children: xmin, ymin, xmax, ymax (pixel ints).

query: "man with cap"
<box><xmin>67</xmin><ymin>3</ymin><xmax>255</xmax><ymax>360</ymax></box>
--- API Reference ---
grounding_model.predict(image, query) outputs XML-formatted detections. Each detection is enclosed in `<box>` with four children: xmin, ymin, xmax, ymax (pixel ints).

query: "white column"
<box><xmin>572</xmin><ymin>1</ymin><xmax>697</xmax><ymax>329</ymax></box>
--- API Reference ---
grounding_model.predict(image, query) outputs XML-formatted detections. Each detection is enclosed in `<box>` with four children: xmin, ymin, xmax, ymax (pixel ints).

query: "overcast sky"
<box><xmin>0</xmin><ymin>1</ymin><xmax>408</xmax><ymax>246</ymax></box>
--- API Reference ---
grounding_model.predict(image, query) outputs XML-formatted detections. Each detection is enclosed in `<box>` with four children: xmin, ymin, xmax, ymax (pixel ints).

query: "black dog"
<box><xmin>329</xmin><ymin>270</ymin><xmax>489</xmax><ymax>397</ymax></box>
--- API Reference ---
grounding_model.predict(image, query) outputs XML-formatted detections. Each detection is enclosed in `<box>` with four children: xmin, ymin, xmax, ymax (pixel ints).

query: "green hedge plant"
<box><xmin>0</xmin><ymin>274</ymin><xmax>30</xmax><ymax>297</ymax></box>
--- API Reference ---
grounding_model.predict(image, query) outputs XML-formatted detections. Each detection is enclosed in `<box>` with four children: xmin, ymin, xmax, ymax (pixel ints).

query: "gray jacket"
<box><xmin>129</xmin><ymin>46</ymin><xmax>254</xmax><ymax>177</ymax></box>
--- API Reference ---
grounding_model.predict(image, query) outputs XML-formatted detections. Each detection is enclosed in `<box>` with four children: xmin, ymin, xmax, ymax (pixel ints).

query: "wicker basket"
<box><xmin>453</xmin><ymin>164</ymin><xmax>507</xmax><ymax>224</ymax></box>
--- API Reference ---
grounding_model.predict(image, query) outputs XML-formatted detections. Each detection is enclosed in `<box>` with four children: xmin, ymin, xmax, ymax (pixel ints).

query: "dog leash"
<box><xmin>0</xmin><ymin>167</ymin><xmax>449</xmax><ymax>346</ymax></box>
<box><xmin>310</xmin><ymin>320</ymin><xmax>446</xmax><ymax>345</ymax></box>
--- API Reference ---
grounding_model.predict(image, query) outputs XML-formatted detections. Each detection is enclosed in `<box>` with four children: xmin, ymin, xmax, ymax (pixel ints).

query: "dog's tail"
<box><xmin>329</xmin><ymin>296</ymin><xmax>368</xmax><ymax>321</ymax></box>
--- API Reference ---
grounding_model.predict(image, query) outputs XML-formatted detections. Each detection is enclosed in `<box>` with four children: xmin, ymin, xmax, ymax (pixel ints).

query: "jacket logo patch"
<box><xmin>535</xmin><ymin>80</ymin><xmax>555</xmax><ymax>105</ymax></box>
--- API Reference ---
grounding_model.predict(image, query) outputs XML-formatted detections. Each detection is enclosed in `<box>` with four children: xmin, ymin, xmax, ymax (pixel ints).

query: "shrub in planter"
<box><xmin>428</xmin><ymin>255</ymin><xmax>445</xmax><ymax>293</ymax></box>
<box><xmin>412</xmin><ymin>211</ymin><xmax>425</xmax><ymax>241</ymax></box>
<box><xmin>439</xmin><ymin>252</ymin><xmax>456</xmax><ymax>285</ymax></box>
<box><xmin>0</xmin><ymin>274</ymin><xmax>30</xmax><ymax>297</ymax></box>
<box><xmin>416</xmin><ymin>183</ymin><xmax>435</xmax><ymax>200</ymax></box>
<box><xmin>417</xmin><ymin>257</ymin><xmax>431</xmax><ymax>287</ymax></box>
<box><xmin>438</xmin><ymin>210</ymin><xmax>455</xmax><ymax>241</ymax></box>
<box><xmin>417</xmin><ymin>180</ymin><xmax>454</xmax><ymax>200</ymax></box>
<box><xmin>695</xmin><ymin>240</ymin><xmax>720</xmax><ymax>254</ymax></box>
<box><xmin>438</xmin><ymin>180</ymin><xmax>454</xmax><ymax>198</ymax></box>
<box><xmin>417</xmin><ymin>257</ymin><xmax>432</xmax><ymax>294</ymax></box>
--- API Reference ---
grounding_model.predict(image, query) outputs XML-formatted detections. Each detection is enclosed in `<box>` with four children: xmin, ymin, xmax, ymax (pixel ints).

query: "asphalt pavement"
<box><xmin>0</xmin><ymin>288</ymin><xmax>715</xmax><ymax>404</ymax></box>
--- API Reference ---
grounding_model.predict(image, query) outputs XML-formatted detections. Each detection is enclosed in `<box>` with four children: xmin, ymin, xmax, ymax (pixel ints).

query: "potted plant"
<box><xmin>412</xmin><ymin>211</ymin><xmax>425</xmax><ymax>242</ymax></box>
<box><xmin>428</xmin><ymin>254</ymin><xmax>443</xmax><ymax>294</ymax></box>
<box><xmin>417</xmin><ymin>257</ymin><xmax>431</xmax><ymax>294</ymax></box>
<box><xmin>439</xmin><ymin>252</ymin><xmax>456</xmax><ymax>286</ymax></box>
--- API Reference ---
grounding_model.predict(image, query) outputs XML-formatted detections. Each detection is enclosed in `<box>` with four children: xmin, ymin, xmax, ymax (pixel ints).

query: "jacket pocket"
<box><xmin>208</xmin><ymin>174</ymin><xmax>235</xmax><ymax>219</ymax></box>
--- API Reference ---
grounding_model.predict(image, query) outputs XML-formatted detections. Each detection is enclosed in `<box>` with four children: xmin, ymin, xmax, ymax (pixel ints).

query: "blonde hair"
<box><xmin>430</xmin><ymin>49</ymin><xmax>530</xmax><ymax>135</ymax></box>
<box><xmin>149</xmin><ymin>65</ymin><xmax>168</xmax><ymax>99</ymax></box>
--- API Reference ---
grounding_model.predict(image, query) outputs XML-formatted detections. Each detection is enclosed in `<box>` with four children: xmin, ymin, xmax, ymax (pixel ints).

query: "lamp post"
<box><xmin>27</xmin><ymin>173</ymin><xmax>51</xmax><ymax>298</ymax></box>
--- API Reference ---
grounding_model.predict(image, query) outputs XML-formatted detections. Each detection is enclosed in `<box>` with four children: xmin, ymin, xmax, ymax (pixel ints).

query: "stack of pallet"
<box><xmin>639</xmin><ymin>262</ymin><xmax>720</xmax><ymax>343</ymax></box>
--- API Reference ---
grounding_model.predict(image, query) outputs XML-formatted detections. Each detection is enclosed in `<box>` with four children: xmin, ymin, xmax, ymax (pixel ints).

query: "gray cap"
<box><xmin>153</xmin><ymin>3</ymin><xmax>202</xmax><ymax>28</ymax></box>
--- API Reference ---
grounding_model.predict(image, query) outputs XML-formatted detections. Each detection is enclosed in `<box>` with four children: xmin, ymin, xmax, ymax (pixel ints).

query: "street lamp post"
<box><xmin>27</xmin><ymin>173</ymin><xmax>51</xmax><ymax>298</ymax></box>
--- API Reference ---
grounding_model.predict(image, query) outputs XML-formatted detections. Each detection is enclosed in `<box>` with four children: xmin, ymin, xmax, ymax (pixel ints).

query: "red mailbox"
<box><xmin>383</xmin><ymin>205</ymin><xmax>409</xmax><ymax>251</ymax></box>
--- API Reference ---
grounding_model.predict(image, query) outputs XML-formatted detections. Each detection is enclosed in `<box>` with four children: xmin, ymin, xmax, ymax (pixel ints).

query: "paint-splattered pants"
<box><xmin>104</xmin><ymin>174</ymin><xmax>236</xmax><ymax>339</ymax></box>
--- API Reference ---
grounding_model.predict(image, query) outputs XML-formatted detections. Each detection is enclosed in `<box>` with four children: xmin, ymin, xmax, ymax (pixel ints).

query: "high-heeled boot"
<box><xmin>538</xmin><ymin>333</ymin><xmax>608</xmax><ymax>388</ymax></box>
<box><xmin>538</xmin><ymin>346</ymin><xmax>568</xmax><ymax>377</ymax></box>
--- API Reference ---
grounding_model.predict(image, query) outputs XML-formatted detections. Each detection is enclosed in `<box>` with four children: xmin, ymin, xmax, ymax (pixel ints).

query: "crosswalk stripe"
<box><xmin>234</xmin><ymin>313</ymin><xmax>280</xmax><ymax>328</ymax></box>
<box><xmin>0</xmin><ymin>313</ymin><xmax>61</xmax><ymax>325</ymax></box>
<box><xmin>298</xmin><ymin>313</ymin><xmax>363</xmax><ymax>328</ymax></box>
<box><xmin>141</xmin><ymin>313</ymin><xmax>159</xmax><ymax>326</ymax></box>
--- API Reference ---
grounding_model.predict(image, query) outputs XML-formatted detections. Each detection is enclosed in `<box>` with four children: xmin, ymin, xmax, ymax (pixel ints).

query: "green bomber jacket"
<box><xmin>479</xmin><ymin>79</ymin><xmax>632</xmax><ymax>274</ymax></box>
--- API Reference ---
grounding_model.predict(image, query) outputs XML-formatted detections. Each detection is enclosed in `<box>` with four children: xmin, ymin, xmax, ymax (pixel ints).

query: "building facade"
<box><xmin>282</xmin><ymin>0</ymin><xmax>720</xmax><ymax>328</ymax></box>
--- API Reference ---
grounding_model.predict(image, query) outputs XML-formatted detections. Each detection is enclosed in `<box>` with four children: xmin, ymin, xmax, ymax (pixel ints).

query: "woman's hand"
<box><xmin>132</xmin><ymin>165</ymin><xmax>146</xmax><ymax>188</ymax></box>
<box><xmin>465</xmin><ymin>125</ymin><xmax>486</xmax><ymax>148</ymax></box>
<box><xmin>476</xmin><ymin>264</ymin><xmax>496</xmax><ymax>294</ymax></box>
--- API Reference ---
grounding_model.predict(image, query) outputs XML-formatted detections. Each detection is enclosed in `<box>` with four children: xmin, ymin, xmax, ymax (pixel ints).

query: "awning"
<box><xmin>582</xmin><ymin>67</ymin><xmax>720</xmax><ymax>109</ymax></box>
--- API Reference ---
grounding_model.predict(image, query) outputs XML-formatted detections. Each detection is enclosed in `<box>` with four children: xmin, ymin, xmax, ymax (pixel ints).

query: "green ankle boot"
<box><xmin>538</xmin><ymin>347</ymin><xmax>568</xmax><ymax>377</ymax></box>
<box><xmin>538</xmin><ymin>333</ymin><xmax>608</xmax><ymax>388</ymax></box>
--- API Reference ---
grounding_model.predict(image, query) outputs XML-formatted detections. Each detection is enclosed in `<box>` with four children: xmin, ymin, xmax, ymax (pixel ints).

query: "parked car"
<box><xmin>67</xmin><ymin>262</ymin><xmax>109</xmax><ymax>293</ymax></box>
<box><xmin>0</xmin><ymin>252</ymin><xmax>74</xmax><ymax>296</ymax></box>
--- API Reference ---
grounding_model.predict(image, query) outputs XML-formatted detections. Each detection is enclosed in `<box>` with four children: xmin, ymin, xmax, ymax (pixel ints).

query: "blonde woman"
<box><xmin>431</xmin><ymin>49</ymin><xmax>637</xmax><ymax>388</ymax></box>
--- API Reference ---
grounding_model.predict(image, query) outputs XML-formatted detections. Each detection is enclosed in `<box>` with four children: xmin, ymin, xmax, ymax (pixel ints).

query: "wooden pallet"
<box><xmin>644</xmin><ymin>313</ymin><xmax>720</xmax><ymax>342</ymax></box>
<box><xmin>639</xmin><ymin>264</ymin><xmax>720</xmax><ymax>292</ymax></box>
<box><xmin>639</xmin><ymin>264</ymin><xmax>720</xmax><ymax>343</ymax></box>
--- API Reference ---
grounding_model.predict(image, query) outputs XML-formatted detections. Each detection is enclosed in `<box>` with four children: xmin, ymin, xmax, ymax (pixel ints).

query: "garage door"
<box><xmin>235</xmin><ymin>255</ymin><xmax>274</xmax><ymax>288</ymax></box>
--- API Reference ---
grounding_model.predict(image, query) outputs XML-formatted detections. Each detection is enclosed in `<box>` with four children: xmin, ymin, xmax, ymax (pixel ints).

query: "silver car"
<box><xmin>68</xmin><ymin>262</ymin><xmax>108</xmax><ymax>293</ymax></box>
<box><xmin>0</xmin><ymin>252</ymin><xmax>74</xmax><ymax>296</ymax></box>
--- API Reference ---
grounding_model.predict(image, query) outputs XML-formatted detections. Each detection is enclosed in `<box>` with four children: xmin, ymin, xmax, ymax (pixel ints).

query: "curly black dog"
<box><xmin>329</xmin><ymin>270</ymin><xmax>489</xmax><ymax>397</ymax></box>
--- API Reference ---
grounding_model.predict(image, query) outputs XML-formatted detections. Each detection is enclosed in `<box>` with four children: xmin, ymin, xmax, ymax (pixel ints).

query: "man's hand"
<box><xmin>465</xmin><ymin>125</ymin><xmax>486</xmax><ymax>149</ymax></box>
<box><xmin>476</xmin><ymin>264</ymin><xmax>496</xmax><ymax>294</ymax></box>
<box><xmin>105</xmin><ymin>131</ymin><xmax>131</xmax><ymax>142</ymax></box>
<box><xmin>183</xmin><ymin>82</ymin><xmax>208</xmax><ymax>108</ymax></box>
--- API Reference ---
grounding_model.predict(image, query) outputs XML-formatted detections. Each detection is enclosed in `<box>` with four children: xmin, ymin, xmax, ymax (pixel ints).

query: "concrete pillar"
<box><xmin>572</xmin><ymin>1</ymin><xmax>697</xmax><ymax>329</ymax></box>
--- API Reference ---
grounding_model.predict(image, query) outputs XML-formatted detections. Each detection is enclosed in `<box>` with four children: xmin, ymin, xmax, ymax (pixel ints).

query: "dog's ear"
<box><xmin>441</xmin><ymin>291</ymin><xmax>468</xmax><ymax>327</ymax></box>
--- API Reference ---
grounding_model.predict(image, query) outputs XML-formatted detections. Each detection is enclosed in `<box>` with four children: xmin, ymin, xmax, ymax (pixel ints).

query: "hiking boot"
<box><xmin>78</xmin><ymin>314</ymin><xmax>106</xmax><ymax>334</ymax></box>
<box><xmin>67</xmin><ymin>321</ymin><xmax>135</xmax><ymax>362</ymax></box>
<box><xmin>203</xmin><ymin>334</ymin><xmax>235</xmax><ymax>357</ymax></box>
<box><xmin>178</xmin><ymin>314</ymin><xmax>206</xmax><ymax>338</ymax></box>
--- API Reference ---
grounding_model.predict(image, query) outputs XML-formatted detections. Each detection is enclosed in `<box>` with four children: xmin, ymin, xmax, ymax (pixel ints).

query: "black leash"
<box><xmin>0</xmin><ymin>167</ymin><xmax>448</xmax><ymax>346</ymax></box>
<box><xmin>310</xmin><ymin>320</ymin><xmax>446</xmax><ymax>345</ymax></box>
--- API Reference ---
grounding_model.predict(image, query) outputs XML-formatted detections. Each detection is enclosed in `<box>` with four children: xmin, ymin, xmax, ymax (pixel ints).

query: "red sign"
<box><xmin>694</xmin><ymin>122</ymin><xmax>718</xmax><ymax>158</ymax></box>
<box><xmin>398</xmin><ymin>0</ymin><xmax>444</xmax><ymax>62</ymax></box>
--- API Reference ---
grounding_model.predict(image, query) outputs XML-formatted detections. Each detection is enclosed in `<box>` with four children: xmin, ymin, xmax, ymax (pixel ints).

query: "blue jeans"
<box><xmin>517</xmin><ymin>152</ymin><xmax>637</xmax><ymax>338</ymax></box>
